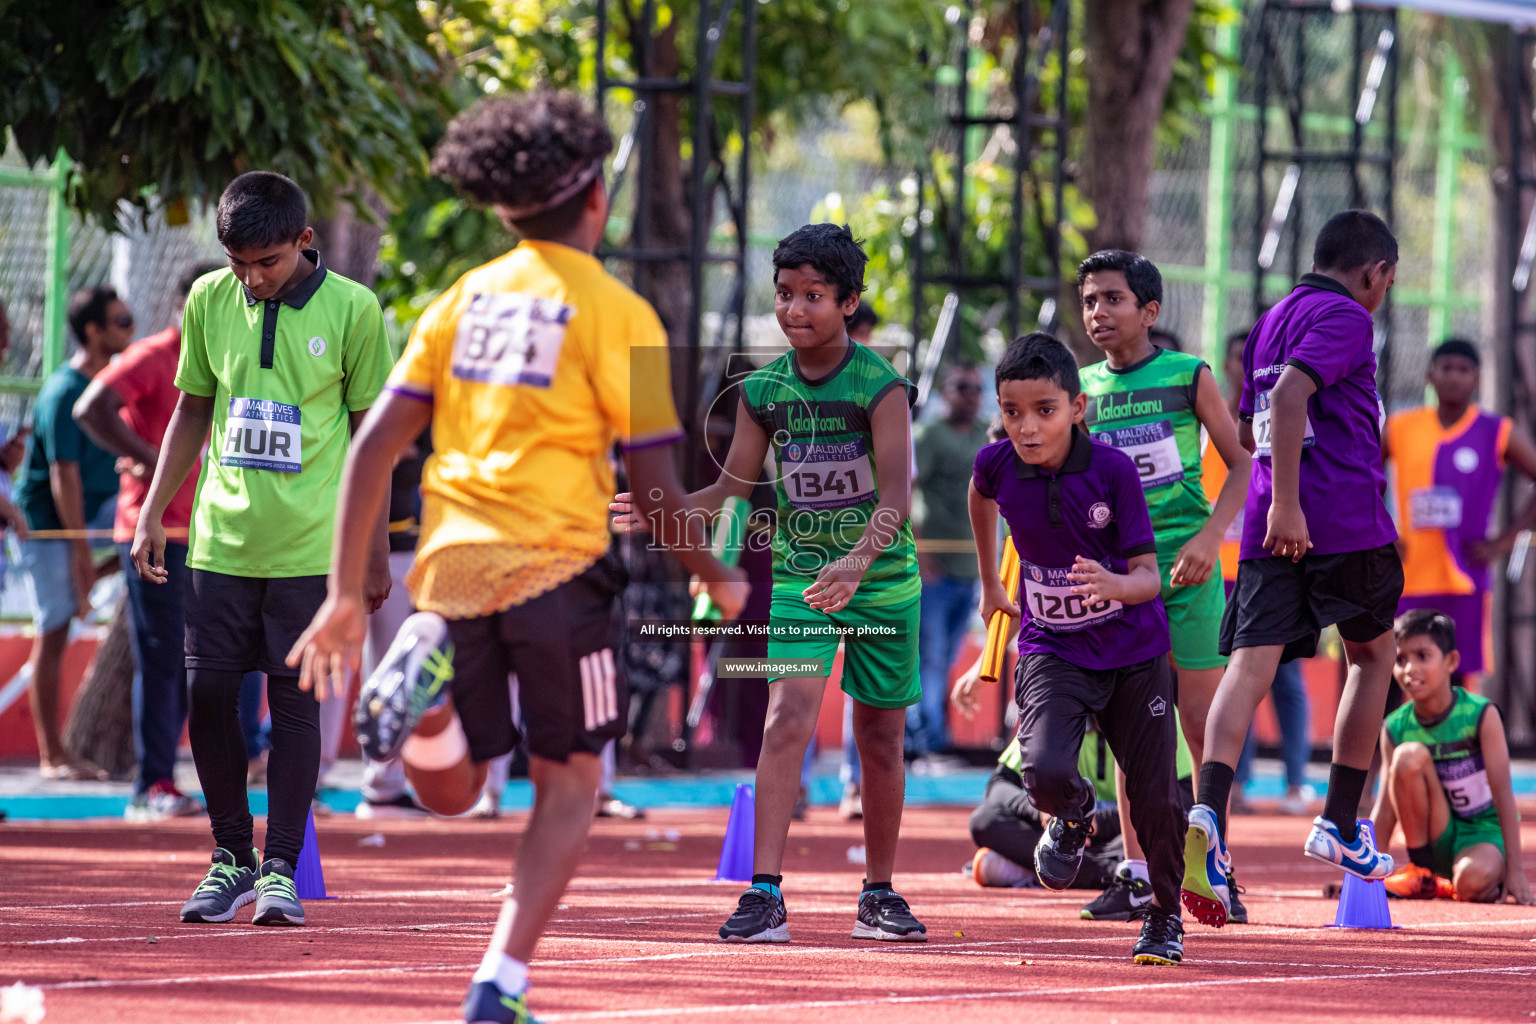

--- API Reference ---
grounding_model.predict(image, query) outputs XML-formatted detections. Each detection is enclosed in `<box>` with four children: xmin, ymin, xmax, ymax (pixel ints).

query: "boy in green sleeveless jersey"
<box><xmin>1371</xmin><ymin>609</ymin><xmax>1532</xmax><ymax>903</ymax></box>
<box><xmin>616</xmin><ymin>224</ymin><xmax>924</xmax><ymax>944</ymax></box>
<box><xmin>1076</xmin><ymin>250</ymin><xmax>1252</xmax><ymax>923</ymax></box>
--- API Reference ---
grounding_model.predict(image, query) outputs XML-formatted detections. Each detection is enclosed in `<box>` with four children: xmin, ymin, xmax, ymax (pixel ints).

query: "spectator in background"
<box><xmin>1384</xmin><ymin>338</ymin><xmax>1536</xmax><ymax>687</ymax></box>
<box><xmin>1149</xmin><ymin>326</ymin><xmax>1182</xmax><ymax>352</ymax></box>
<box><xmin>847</xmin><ymin>301</ymin><xmax>878</xmax><ymax>345</ymax></box>
<box><xmin>75</xmin><ymin>265</ymin><xmax>221</xmax><ymax>819</ymax></box>
<box><xmin>0</xmin><ymin>300</ymin><xmax>33</xmax><ymax>572</ymax></box>
<box><xmin>908</xmin><ymin>362</ymin><xmax>987</xmax><ymax>762</ymax></box>
<box><xmin>17</xmin><ymin>286</ymin><xmax>130</xmax><ymax>780</ymax></box>
<box><xmin>1203</xmin><ymin>328</ymin><xmax>1312</xmax><ymax>814</ymax></box>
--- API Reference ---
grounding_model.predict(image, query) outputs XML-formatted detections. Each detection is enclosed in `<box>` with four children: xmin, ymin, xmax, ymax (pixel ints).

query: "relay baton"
<box><xmin>692</xmin><ymin>495</ymin><xmax>750</xmax><ymax>622</ymax></box>
<box><xmin>979</xmin><ymin>543</ymin><xmax>1020</xmax><ymax>683</ymax></box>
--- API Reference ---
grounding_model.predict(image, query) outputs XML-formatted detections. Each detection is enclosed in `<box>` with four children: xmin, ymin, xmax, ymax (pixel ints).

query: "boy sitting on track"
<box><xmin>287</xmin><ymin>92</ymin><xmax>747</xmax><ymax>1024</ymax></box>
<box><xmin>132</xmin><ymin>171</ymin><xmax>394</xmax><ymax>927</ymax></box>
<box><xmin>1371</xmin><ymin>609</ymin><xmax>1533</xmax><ymax>904</ymax></box>
<box><xmin>618</xmin><ymin>223</ymin><xmax>928</xmax><ymax>946</ymax></box>
<box><xmin>969</xmin><ymin>332</ymin><xmax>1186</xmax><ymax>965</ymax></box>
<box><xmin>1076</xmin><ymin>249</ymin><xmax>1251</xmax><ymax>924</ymax></box>
<box><xmin>1181</xmin><ymin>210</ymin><xmax>1403</xmax><ymax>929</ymax></box>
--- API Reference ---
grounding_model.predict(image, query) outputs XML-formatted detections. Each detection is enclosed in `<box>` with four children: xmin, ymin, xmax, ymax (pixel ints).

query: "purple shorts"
<box><xmin>1397</xmin><ymin>592</ymin><xmax>1489</xmax><ymax>676</ymax></box>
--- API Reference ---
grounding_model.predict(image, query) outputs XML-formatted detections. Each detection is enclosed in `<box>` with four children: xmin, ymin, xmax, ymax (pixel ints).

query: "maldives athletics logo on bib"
<box><xmin>1087</xmin><ymin>502</ymin><xmax>1113</xmax><ymax>529</ymax></box>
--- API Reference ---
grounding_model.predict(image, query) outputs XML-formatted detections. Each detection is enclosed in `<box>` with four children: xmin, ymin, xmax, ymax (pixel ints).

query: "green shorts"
<box><xmin>1430</xmin><ymin>812</ymin><xmax>1504</xmax><ymax>879</ymax></box>
<box><xmin>765</xmin><ymin>593</ymin><xmax>920</xmax><ymax>709</ymax></box>
<box><xmin>1159</xmin><ymin>556</ymin><xmax>1227</xmax><ymax>671</ymax></box>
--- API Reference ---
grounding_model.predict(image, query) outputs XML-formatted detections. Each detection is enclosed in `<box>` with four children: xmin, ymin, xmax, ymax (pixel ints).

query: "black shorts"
<box><xmin>184</xmin><ymin>570</ymin><xmax>329</xmax><ymax>676</ymax></box>
<box><xmin>448</xmin><ymin>555</ymin><xmax>629</xmax><ymax>764</ymax></box>
<box><xmin>1220</xmin><ymin>543</ymin><xmax>1404</xmax><ymax>663</ymax></box>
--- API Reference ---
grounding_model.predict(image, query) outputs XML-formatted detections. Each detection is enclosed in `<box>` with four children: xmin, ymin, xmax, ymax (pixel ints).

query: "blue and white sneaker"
<box><xmin>355</xmin><ymin>611</ymin><xmax>454</xmax><ymax>762</ymax></box>
<box><xmin>1180</xmin><ymin>803</ymin><xmax>1231</xmax><ymax>928</ymax></box>
<box><xmin>462</xmin><ymin>980</ymin><xmax>539</xmax><ymax>1023</ymax></box>
<box><xmin>1302</xmin><ymin>816</ymin><xmax>1394</xmax><ymax>880</ymax></box>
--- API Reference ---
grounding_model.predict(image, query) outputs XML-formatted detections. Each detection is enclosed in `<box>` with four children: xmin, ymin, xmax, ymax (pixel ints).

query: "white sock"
<box><xmin>1120</xmin><ymin>859</ymin><xmax>1151</xmax><ymax>884</ymax></box>
<box><xmin>401</xmin><ymin>715</ymin><xmax>469</xmax><ymax>771</ymax></box>
<box><xmin>472</xmin><ymin>950</ymin><xmax>529</xmax><ymax>995</ymax></box>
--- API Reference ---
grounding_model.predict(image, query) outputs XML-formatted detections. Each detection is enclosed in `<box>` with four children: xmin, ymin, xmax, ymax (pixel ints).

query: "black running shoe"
<box><xmin>251</xmin><ymin>858</ymin><xmax>305</xmax><ymax>926</ymax></box>
<box><xmin>355</xmin><ymin>611</ymin><xmax>454</xmax><ymax>762</ymax></box>
<box><xmin>1035</xmin><ymin>816</ymin><xmax>1092</xmax><ymax>890</ymax></box>
<box><xmin>1080</xmin><ymin>866</ymin><xmax>1153</xmax><ymax>921</ymax></box>
<box><xmin>1131</xmin><ymin>905</ymin><xmax>1185</xmax><ymax>965</ymax></box>
<box><xmin>180</xmin><ymin>847</ymin><xmax>257</xmax><ymax>923</ymax></box>
<box><xmin>1226</xmin><ymin>871</ymin><xmax>1248</xmax><ymax>924</ymax></box>
<box><xmin>718</xmin><ymin>887</ymin><xmax>789</xmax><ymax>943</ymax></box>
<box><xmin>462</xmin><ymin>980</ymin><xmax>539</xmax><ymax>1023</ymax></box>
<box><xmin>852</xmin><ymin>889</ymin><xmax>927</xmax><ymax>942</ymax></box>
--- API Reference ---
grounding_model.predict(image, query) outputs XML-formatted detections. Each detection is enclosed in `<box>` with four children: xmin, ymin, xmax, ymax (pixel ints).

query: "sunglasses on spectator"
<box><xmin>950</xmin><ymin>382</ymin><xmax>981</xmax><ymax>393</ymax></box>
<box><xmin>112</xmin><ymin>314</ymin><xmax>134</xmax><ymax>328</ymax></box>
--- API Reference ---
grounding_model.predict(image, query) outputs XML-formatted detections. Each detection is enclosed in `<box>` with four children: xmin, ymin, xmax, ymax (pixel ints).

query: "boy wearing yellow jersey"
<box><xmin>288</xmin><ymin>93</ymin><xmax>747</xmax><ymax>1024</ymax></box>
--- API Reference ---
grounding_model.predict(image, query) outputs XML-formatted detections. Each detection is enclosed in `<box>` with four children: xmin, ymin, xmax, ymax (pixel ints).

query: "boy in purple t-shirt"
<box><xmin>1182</xmin><ymin>210</ymin><xmax>1404</xmax><ymax>929</ymax></box>
<box><xmin>970</xmin><ymin>333</ymin><xmax>1186</xmax><ymax>966</ymax></box>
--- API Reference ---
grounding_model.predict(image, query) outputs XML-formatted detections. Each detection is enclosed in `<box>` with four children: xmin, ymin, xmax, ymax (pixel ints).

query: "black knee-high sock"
<box><xmin>262</xmin><ymin>674</ymin><xmax>320</xmax><ymax>865</ymax></box>
<box><xmin>188</xmin><ymin>668</ymin><xmax>255</xmax><ymax>867</ymax></box>
<box><xmin>1321</xmin><ymin>765</ymin><xmax>1368</xmax><ymax>843</ymax></box>
<box><xmin>1197</xmin><ymin>761</ymin><xmax>1236</xmax><ymax>842</ymax></box>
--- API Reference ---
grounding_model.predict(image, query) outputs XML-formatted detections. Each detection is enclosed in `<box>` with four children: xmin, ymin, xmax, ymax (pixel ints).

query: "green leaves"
<box><xmin>0</xmin><ymin>0</ymin><xmax>485</xmax><ymax>224</ymax></box>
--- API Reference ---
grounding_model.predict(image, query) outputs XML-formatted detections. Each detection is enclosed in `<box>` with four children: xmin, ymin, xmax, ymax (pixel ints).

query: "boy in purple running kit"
<box><xmin>970</xmin><ymin>333</ymin><xmax>1186</xmax><ymax>966</ymax></box>
<box><xmin>1181</xmin><ymin>210</ymin><xmax>1403</xmax><ymax>929</ymax></box>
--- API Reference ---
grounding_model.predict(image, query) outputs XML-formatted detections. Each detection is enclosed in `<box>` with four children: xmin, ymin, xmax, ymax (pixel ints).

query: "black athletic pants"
<box><xmin>969</xmin><ymin>767</ymin><xmax>1123</xmax><ymax>888</ymax></box>
<box><xmin>1013</xmin><ymin>652</ymin><xmax>1185</xmax><ymax>911</ymax></box>
<box><xmin>188</xmin><ymin>669</ymin><xmax>319</xmax><ymax>866</ymax></box>
<box><xmin>185</xmin><ymin>570</ymin><xmax>328</xmax><ymax>867</ymax></box>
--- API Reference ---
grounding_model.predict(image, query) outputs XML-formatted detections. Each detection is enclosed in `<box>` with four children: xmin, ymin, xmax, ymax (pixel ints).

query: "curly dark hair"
<box><xmin>771</xmin><ymin>223</ymin><xmax>868</xmax><ymax>308</ymax></box>
<box><xmin>431</xmin><ymin>91</ymin><xmax>613</xmax><ymax>238</ymax></box>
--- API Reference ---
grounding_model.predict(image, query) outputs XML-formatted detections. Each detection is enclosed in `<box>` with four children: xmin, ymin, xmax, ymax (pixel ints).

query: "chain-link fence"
<box><xmin>0</xmin><ymin>149</ymin><xmax>223</xmax><ymax>619</ymax></box>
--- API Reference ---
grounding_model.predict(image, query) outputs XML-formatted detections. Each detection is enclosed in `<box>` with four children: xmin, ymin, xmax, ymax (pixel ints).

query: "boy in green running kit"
<box><xmin>1076</xmin><ymin>250</ymin><xmax>1251</xmax><ymax>923</ymax></box>
<box><xmin>1370</xmin><ymin>609</ymin><xmax>1533</xmax><ymax>904</ymax></box>
<box><xmin>616</xmin><ymin>223</ymin><xmax>926</xmax><ymax>944</ymax></box>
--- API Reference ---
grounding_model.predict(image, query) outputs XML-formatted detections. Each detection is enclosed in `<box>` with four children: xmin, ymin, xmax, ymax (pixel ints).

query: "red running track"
<box><xmin>3</xmin><ymin>807</ymin><xmax>1534</xmax><ymax>1023</ymax></box>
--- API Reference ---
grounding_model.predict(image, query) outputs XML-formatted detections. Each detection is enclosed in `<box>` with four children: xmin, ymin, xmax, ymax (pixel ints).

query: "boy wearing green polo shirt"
<box><xmin>132</xmin><ymin>171</ymin><xmax>392</xmax><ymax>927</ymax></box>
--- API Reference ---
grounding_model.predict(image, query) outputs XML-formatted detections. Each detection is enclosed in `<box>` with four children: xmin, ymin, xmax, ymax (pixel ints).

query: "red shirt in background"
<box><xmin>97</xmin><ymin>327</ymin><xmax>200</xmax><ymax>544</ymax></box>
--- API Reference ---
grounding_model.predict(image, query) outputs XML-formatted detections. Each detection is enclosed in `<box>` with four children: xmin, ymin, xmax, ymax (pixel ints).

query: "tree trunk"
<box><xmin>63</xmin><ymin>599</ymin><xmax>138</xmax><ymax>779</ymax></box>
<box><xmin>1080</xmin><ymin>0</ymin><xmax>1198</xmax><ymax>254</ymax></box>
<box><xmin>1459</xmin><ymin>24</ymin><xmax>1536</xmax><ymax>743</ymax></box>
<box><xmin>312</xmin><ymin>191</ymin><xmax>388</xmax><ymax>289</ymax></box>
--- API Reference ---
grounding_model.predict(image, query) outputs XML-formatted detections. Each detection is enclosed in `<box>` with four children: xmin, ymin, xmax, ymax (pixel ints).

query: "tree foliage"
<box><xmin>0</xmin><ymin>0</ymin><xmax>487</xmax><ymax>223</ymax></box>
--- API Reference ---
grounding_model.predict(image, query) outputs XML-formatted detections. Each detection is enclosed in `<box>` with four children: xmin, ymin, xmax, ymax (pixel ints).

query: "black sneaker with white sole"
<box><xmin>1080</xmin><ymin>866</ymin><xmax>1154</xmax><ymax>921</ymax></box>
<box><xmin>852</xmin><ymin>889</ymin><xmax>927</xmax><ymax>942</ymax></box>
<box><xmin>1131</xmin><ymin>905</ymin><xmax>1185</xmax><ymax>965</ymax></box>
<box><xmin>180</xmin><ymin>847</ymin><xmax>257</xmax><ymax>923</ymax></box>
<box><xmin>355</xmin><ymin>611</ymin><xmax>455</xmax><ymax>762</ymax></box>
<box><xmin>251</xmin><ymin>858</ymin><xmax>305</xmax><ymax>926</ymax></box>
<box><xmin>718</xmin><ymin>887</ymin><xmax>789</xmax><ymax>943</ymax></box>
<box><xmin>1226</xmin><ymin>871</ymin><xmax>1248</xmax><ymax>924</ymax></box>
<box><xmin>1034</xmin><ymin>816</ymin><xmax>1092</xmax><ymax>890</ymax></box>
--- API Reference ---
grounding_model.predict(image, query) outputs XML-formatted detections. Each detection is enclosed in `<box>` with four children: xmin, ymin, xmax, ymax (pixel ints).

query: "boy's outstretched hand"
<box><xmin>286</xmin><ymin>593</ymin><xmax>367</xmax><ymax>703</ymax></box>
<box><xmin>608</xmin><ymin>491</ymin><xmax>646</xmax><ymax>535</ymax></box>
<box><xmin>978</xmin><ymin>577</ymin><xmax>1020</xmax><ymax>624</ymax></box>
<box><xmin>1504</xmin><ymin>868</ymin><xmax>1535</xmax><ymax>906</ymax></box>
<box><xmin>949</xmin><ymin>657</ymin><xmax>984</xmax><ymax>719</ymax></box>
<box><xmin>804</xmin><ymin>558</ymin><xmax>865</xmax><ymax>613</ymax></box>
<box><xmin>1264</xmin><ymin>500</ymin><xmax>1312</xmax><ymax>563</ymax></box>
<box><xmin>1067</xmin><ymin>556</ymin><xmax>1123</xmax><ymax>603</ymax></box>
<box><xmin>1170</xmin><ymin>529</ymin><xmax>1219</xmax><ymax>587</ymax></box>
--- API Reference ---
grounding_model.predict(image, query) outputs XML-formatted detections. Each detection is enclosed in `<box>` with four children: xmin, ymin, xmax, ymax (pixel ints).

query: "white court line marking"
<box><xmin>34</xmin><ymin>932</ymin><xmax>1536</xmax><ymax>993</ymax></box>
<box><xmin>378</xmin><ymin>965</ymin><xmax>1536</xmax><ymax>1024</ymax></box>
<box><xmin>2</xmin><ymin>910</ymin><xmax>735</xmax><ymax>948</ymax></box>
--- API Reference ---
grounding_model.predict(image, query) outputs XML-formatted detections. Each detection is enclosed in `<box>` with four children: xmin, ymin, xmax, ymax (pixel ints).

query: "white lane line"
<box><xmin>377</xmin><ymin>964</ymin><xmax>1536</xmax><ymax>1024</ymax></box>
